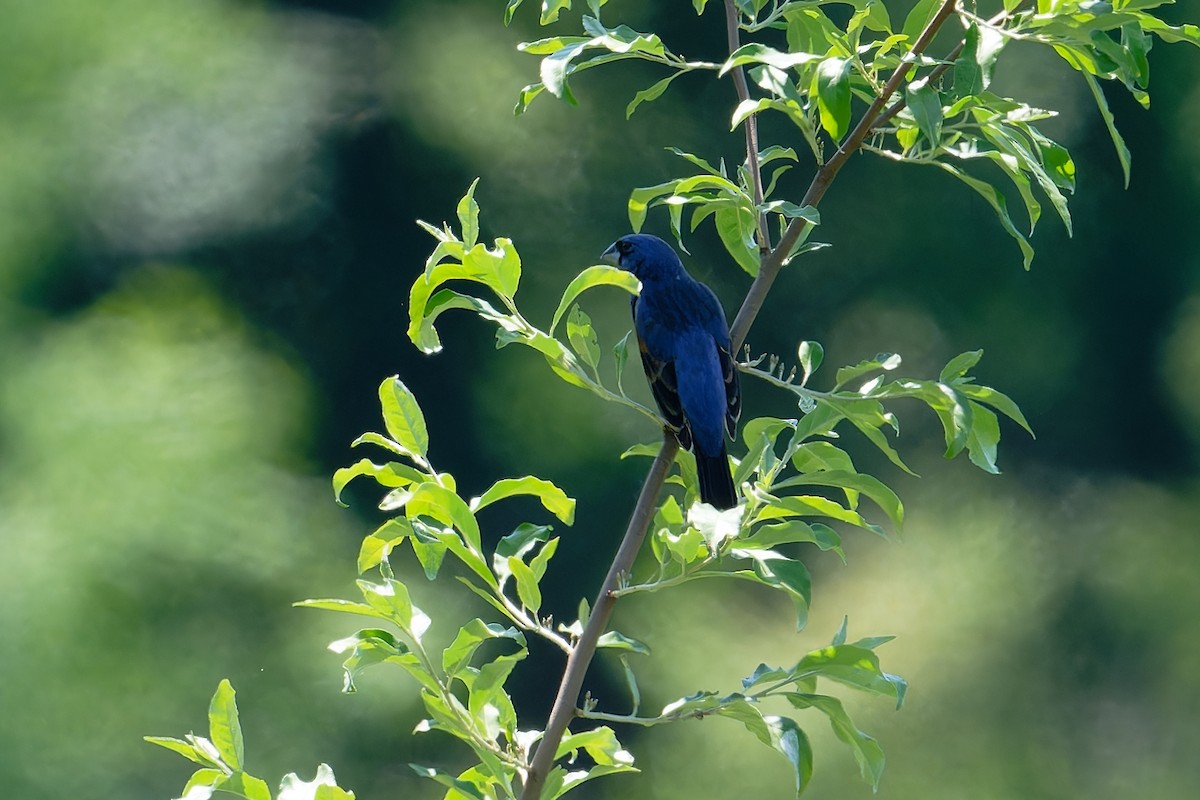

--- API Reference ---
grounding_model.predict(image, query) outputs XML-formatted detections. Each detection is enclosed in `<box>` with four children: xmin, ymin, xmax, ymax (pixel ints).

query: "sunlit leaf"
<box><xmin>442</xmin><ymin>619</ymin><xmax>526</xmax><ymax>678</ymax></box>
<box><xmin>550</xmin><ymin>265</ymin><xmax>641</xmax><ymax>334</ymax></box>
<box><xmin>471</xmin><ymin>476</ymin><xmax>576</xmax><ymax>524</ymax></box>
<box><xmin>207</xmin><ymin>680</ymin><xmax>244</xmax><ymax>772</ymax></box>
<box><xmin>379</xmin><ymin>377</ymin><xmax>428</xmax><ymax>462</ymax></box>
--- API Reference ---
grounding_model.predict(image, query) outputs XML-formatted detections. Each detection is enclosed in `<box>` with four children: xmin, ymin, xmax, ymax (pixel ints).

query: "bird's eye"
<box><xmin>617</xmin><ymin>240</ymin><xmax>631</xmax><ymax>255</ymax></box>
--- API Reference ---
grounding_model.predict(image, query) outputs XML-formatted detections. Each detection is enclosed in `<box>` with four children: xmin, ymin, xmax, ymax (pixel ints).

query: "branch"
<box><xmin>520</xmin><ymin>434</ymin><xmax>679</xmax><ymax>800</ymax></box>
<box><xmin>876</xmin><ymin>4</ymin><xmax>1021</xmax><ymax>129</ymax></box>
<box><xmin>724</xmin><ymin>0</ymin><xmax>769</xmax><ymax>251</ymax></box>
<box><xmin>730</xmin><ymin>0</ymin><xmax>961</xmax><ymax>351</ymax></box>
<box><xmin>521</xmin><ymin>4</ymin><xmax>966</xmax><ymax>796</ymax></box>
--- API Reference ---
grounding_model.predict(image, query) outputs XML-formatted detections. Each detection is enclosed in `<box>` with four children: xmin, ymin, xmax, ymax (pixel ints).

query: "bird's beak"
<box><xmin>600</xmin><ymin>242</ymin><xmax>621</xmax><ymax>267</ymax></box>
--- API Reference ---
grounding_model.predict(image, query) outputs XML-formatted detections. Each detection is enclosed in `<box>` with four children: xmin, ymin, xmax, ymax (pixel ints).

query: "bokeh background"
<box><xmin>2</xmin><ymin>1</ymin><xmax>1199</xmax><ymax>798</ymax></box>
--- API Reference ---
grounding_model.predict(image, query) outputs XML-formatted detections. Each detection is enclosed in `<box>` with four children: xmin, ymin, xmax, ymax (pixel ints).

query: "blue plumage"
<box><xmin>602</xmin><ymin>234</ymin><xmax>741</xmax><ymax>509</ymax></box>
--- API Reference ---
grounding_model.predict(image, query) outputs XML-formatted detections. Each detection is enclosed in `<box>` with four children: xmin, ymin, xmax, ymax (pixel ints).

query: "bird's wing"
<box><xmin>632</xmin><ymin>296</ymin><xmax>692</xmax><ymax>449</ymax></box>
<box><xmin>692</xmin><ymin>281</ymin><xmax>741</xmax><ymax>437</ymax></box>
<box><xmin>717</xmin><ymin>338</ymin><xmax>741</xmax><ymax>437</ymax></box>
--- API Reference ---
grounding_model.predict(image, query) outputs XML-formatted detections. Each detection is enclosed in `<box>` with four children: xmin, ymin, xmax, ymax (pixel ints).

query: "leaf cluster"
<box><xmin>146</xmin><ymin>680</ymin><xmax>355</xmax><ymax>800</ymax></box>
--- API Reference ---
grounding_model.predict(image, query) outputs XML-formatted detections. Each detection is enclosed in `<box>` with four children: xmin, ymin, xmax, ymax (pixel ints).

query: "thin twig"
<box><xmin>876</xmin><ymin>5</ymin><xmax>1020</xmax><ymax>129</ymax></box>
<box><xmin>730</xmin><ymin>0</ymin><xmax>961</xmax><ymax>351</ymax></box>
<box><xmin>724</xmin><ymin>0</ymin><xmax>770</xmax><ymax>251</ymax></box>
<box><xmin>520</xmin><ymin>435</ymin><xmax>679</xmax><ymax>800</ymax></box>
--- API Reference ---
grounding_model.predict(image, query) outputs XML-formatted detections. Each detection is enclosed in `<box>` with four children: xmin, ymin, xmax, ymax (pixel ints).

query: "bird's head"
<box><xmin>601</xmin><ymin>234</ymin><xmax>685</xmax><ymax>282</ymax></box>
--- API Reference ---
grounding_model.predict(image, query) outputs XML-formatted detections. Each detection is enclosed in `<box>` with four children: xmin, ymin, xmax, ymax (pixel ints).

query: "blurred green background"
<box><xmin>2</xmin><ymin>1</ymin><xmax>1198</xmax><ymax>798</ymax></box>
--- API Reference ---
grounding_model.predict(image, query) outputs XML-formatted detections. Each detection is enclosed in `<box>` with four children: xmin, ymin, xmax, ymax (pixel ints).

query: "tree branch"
<box><xmin>724</xmin><ymin>0</ymin><xmax>770</xmax><ymax>251</ymax></box>
<box><xmin>520</xmin><ymin>434</ymin><xmax>679</xmax><ymax>800</ymax></box>
<box><xmin>730</xmin><ymin>0</ymin><xmax>961</xmax><ymax>351</ymax></box>
<box><xmin>522</xmin><ymin>3</ymin><xmax>965</xmax><ymax>796</ymax></box>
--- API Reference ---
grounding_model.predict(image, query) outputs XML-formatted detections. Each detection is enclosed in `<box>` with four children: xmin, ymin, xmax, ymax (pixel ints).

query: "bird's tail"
<box><xmin>695</xmin><ymin>445</ymin><xmax>737</xmax><ymax>510</ymax></box>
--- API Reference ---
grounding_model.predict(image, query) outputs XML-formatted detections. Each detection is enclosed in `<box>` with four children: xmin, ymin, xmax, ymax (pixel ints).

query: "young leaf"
<box><xmin>457</xmin><ymin>179</ymin><xmax>481</xmax><ymax>249</ymax></box>
<box><xmin>613</xmin><ymin>329</ymin><xmax>632</xmax><ymax>394</ymax></box>
<box><xmin>785</xmin><ymin>693</ymin><xmax>885</xmax><ymax>790</ymax></box>
<box><xmin>813</xmin><ymin>57</ymin><xmax>852</xmax><ymax>141</ymax></box>
<box><xmin>906</xmin><ymin>77</ymin><xmax>943</xmax><ymax>146</ymax></box>
<box><xmin>378</xmin><ymin>377</ymin><xmax>429</xmax><ymax>463</ymax></box>
<box><xmin>550</xmin><ymin>265</ymin><xmax>641</xmax><ymax>334</ymax></box>
<box><xmin>627</xmin><ymin>71</ymin><xmax>686</xmax><ymax>117</ymax></box>
<box><xmin>508</xmin><ymin>556</ymin><xmax>543</xmax><ymax>612</ymax></box>
<box><xmin>442</xmin><ymin>619</ymin><xmax>526</xmax><ymax>678</ymax></box>
<box><xmin>763</xmin><ymin>715</ymin><xmax>814</xmax><ymax>796</ymax></box>
<box><xmin>471</xmin><ymin>476</ymin><xmax>576</xmax><ymax>524</ymax></box>
<box><xmin>207</xmin><ymin>680</ymin><xmax>244</xmax><ymax>772</ymax></box>
<box><xmin>797</xmin><ymin>341</ymin><xmax>823</xmax><ymax>385</ymax></box>
<box><xmin>567</xmin><ymin>304</ymin><xmax>601</xmax><ymax>372</ymax></box>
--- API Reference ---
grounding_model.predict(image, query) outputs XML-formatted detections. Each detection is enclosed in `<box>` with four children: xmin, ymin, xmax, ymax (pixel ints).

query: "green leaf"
<box><xmin>181</xmin><ymin>768</ymin><xmax>226</xmax><ymax>798</ymax></box>
<box><xmin>939</xmin><ymin>349</ymin><xmax>983</xmax><ymax>382</ymax></box>
<box><xmin>495</xmin><ymin>522</ymin><xmax>554</xmax><ymax>565</ymax></box>
<box><xmin>207</xmin><ymin>680</ymin><xmax>244</xmax><ymax>772</ymax></box>
<box><xmin>567</xmin><ymin>304</ymin><xmax>601</xmax><ymax>372</ymax></box>
<box><xmin>556</xmin><ymin>726</ymin><xmax>635</xmax><ymax>767</ymax></box>
<box><xmin>144</xmin><ymin>736</ymin><xmax>211</xmax><ymax>767</ymax></box>
<box><xmin>550</xmin><ymin>265</ymin><xmax>641</xmax><ymax>334</ymax></box>
<box><xmin>764</xmin><ymin>715</ymin><xmax>814</xmax><ymax>797</ymax></box>
<box><xmin>471</xmin><ymin>476</ymin><xmax>576</xmax><ymax>524</ymax></box>
<box><xmin>627</xmin><ymin>71</ymin><xmax>686</xmax><ymax>117</ymax></box>
<box><xmin>508</xmin><ymin>556</ymin><xmax>542</xmax><ymax>612</ymax></box>
<box><xmin>327</xmin><ymin>628</ymin><xmax>433</xmax><ymax>694</ymax></box>
<box><xmin>597</xmin><ymin>630</ymin><xmax>651</xmax><ymax>654</ymax></box>
<box><xmin>740</xmin><ymin>520</ymin><xmax>844</xmax><ymax>561</ymax></box>
<box><xmin>613</xmin><ymin>330</ymin><xmax>632</xmax><ymax>394</ymax></box>
<box><xmin>357</xmin><ymin>518</ymin><xmax>410</xmax><ymax>574</ymax></box>
<box><xmin>773</xmin><ymin>470</ymin><xmax>903</xmax><ymax>530</ymax></box>
<box><xmin>721</xmin><ymin>43</ymin><xmax>823</xmax><ymax>76</ymax></box>
<box><xmin>785</xmin><ymin>693</ymin><xmax>885</xmax><ymax>790</ymax></box>
<box><xmin>529</xmin><ymin>536</ymin><xmax>559</xmax><ymax>581</ymax></box>
<box><xmin>358</xmin><ymin>578</ymin><xmax>431</xmax><ymax>641</ymax></box>
<box><xmin>668</xmin><ymin>147</ymin><xmax>727</xmax><ymax>176</ymax></box>
<box><xmin>744</xmin><ymin>551</ymin><xmax>812</xmax><ymax>630</ymax></box>
<box><xmin>833</xmin><ymin>353</ymin><xmax>901</xmax><ymax>389</ymax></box>
<box><xmin>619</xmin><ymin>654</ymin><xmax>642</xmax><ymax>715</ymax></box>
<box><xmin>958</xmin><ymin>383</ymin><xmax>1034</xmax><ymax>436</ymax></box>
<box><xmin>294</xmin><ymin>597</ymin><xmax>394</xmax><ymax>623</ymax></box>
<box><xmin>1081</xmin><ymin>68</ymin><xmax>1132</xmax><ymax>188</ymax></box>
<box><xmin>901</xmin><ymin>0</ymin><xmax>941</xmax><ymax>42</ymax></box>
<box><xmin>442</xmin><ymin>619</ymin><xmax>526</xmax><ymax>677</ymax></box>
<box><xmin>541</xmin><ymin>0</ymin><xmax>573</xmax><ymax>25</ymax></box>
<box><xmin>468</xmin><ymin>652</ymin><xmax>524</xmax><ymax>737</ymax></box>
<box><xmin>952</xmin><ymin>23</ymin><xmax>983</xmax><ymax>98</ymax></box>
<box><xmin>456</xmin><ymin>179</ymin><xmax>480</xmax><ymax>249</ymax></box>
<box><xmin>906</xmin><ymin>77</ymin><xmax>943</xmax><ymax>145</ymax></box>
<box><xmin>407</xmin><ymin>482</ymin><xmax>483</xmax><ymax>554</ymax></box>
<box><xmin>407</xmin><ymin>288</ymin><xmax>510</xmax><ymax>355</ymax></box>
<box><xmin>813</xmin><ymin>57</ymin><xmax>852</xmax><ymax>141</ymax></box>
<box><xmin>965</xmin><ymin>400</ymin><xmax>1002</xmax><ymax>473</ymax></box>
<box><xmin>935</xmin><ymin>162</ymin><xmax>1034</xmax><ymax>269</ymax></box>
<box><xmin>715</xmin><ymin>204</ymin><xmax>761</xmax><ymax>275</ymax></box>
<box><xmin>409</xmin><ymin>765</ymin><xmax>488</xmax><ymax>800</ymax></box>
<box><xmin>332</xmin><ymin>458</ymin><xmax>425</xmax><ymax>507</ymax></box>
<box><xmin>378</xmin><ymin>377</ymin><xmax>429</xmax><ymax>462</ymax></box>
<box><xmin>797</xmin><ymin>341</ymin><xmax>823</xmax><ymax>385</ymax></box>
<box><xmin>794</xmin><ymin>644</ymin><xmax>907</xmax><ymax>708</ymax></box>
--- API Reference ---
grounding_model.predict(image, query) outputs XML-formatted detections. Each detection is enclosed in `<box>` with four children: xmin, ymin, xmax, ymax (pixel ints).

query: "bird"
<box><xmin>602</xmin><ymin>234</ymin><xmax>741</xmax><ymax>509</ymax></box>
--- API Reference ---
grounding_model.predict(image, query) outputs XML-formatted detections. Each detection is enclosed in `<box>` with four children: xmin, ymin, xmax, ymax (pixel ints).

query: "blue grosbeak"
<box><xmin>602</xmin><ymin>234</ymin><xmax>741</xmax><ymax>509</ymax></box>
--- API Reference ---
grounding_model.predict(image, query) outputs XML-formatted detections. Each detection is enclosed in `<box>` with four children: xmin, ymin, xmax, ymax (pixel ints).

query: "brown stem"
<box><xmin>521</xmin><ymin>3</ymin><xmax>965</xmax><ymax>797</ymax></box>
<box><xmin>730</xmin><ymin>0</ymin><xmax>961</xmax><ymax>351</ymax></box>
<box><xmin>520</xmin><ymin>435</ymin><xmax>679</xmax><ymax>800</ymax></box>
<box><xmin>724</xmin><ymin>0</ymin><xmax>770</xmax><ymax>251</ymax></box>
